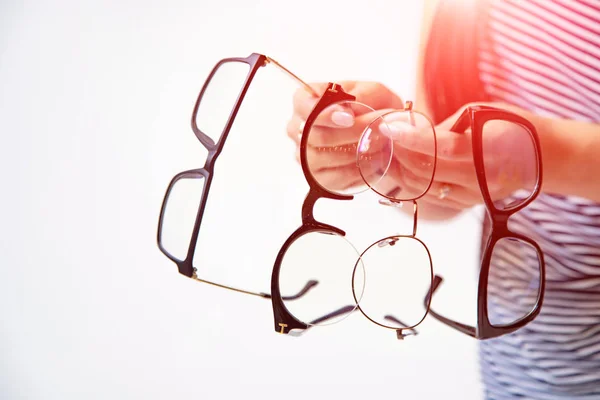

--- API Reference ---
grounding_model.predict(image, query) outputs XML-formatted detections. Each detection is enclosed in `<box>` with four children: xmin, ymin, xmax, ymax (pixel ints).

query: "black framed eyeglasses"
<box><xmin>270</xmin><ymin>83</ymin><xmax>439</xmax><ymax>340</ymax></box>
<box><xmin>157</xmin><ymin>53</ymin><xmax>320</xmax><ymax>301</ymax></box>
<box><xmin>424</xmin><ymin>105</ymin><xmax>546</xmax><ymax>340</ymax></box>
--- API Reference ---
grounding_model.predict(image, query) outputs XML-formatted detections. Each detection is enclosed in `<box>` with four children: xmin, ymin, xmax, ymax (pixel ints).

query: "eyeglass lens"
<box><xmin>195</xmin><ymin>61</ymin><xmax>250</xmax><ymax>145</ymax></box>
<box><xmin>160</xmin><ymin>174</ymin><xmax>206</xmax><ymax>261</ymax></box>
<box><xmin>487</xmin><ymin>236</ymin><xmax>542</xmax><ymax>327</ymax></box>
<box><xmin>481</xmin><ymin>119</ymin><xmax>539</xmax><ymax>211</ymax></box>
<box><xmin>304</xmin><ymin>100</ymin><xmax>394</xmax><ymax>196</ymax></box>
<box><xmin>278</xmin><ymin>231</ymin><xmax>364</xmax><ymax>326</ymax></box>
<box><xmin>359</xmin><ymin>110</ymin><xmax>436</xmax><ymax>201</ymax></box>
<box><xmin>353</xmin><ymin>236</ymin><xmax>433</xmax><ymax>329</ymax></box>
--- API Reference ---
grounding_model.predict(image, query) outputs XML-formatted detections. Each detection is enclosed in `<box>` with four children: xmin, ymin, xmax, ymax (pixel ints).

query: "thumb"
<box><xmin>297</xmin><ymin>81</ymin><xmax>404</xmax><ymax>129</ymax></box>
<box><xmin>437</xmin><ymin>104</ymin><xmax>473</xmax><ymax>131</ymax></box>
<box><xmin>379</xmin><ymin>109</ymin><xmax>473</xmax><ymax>161</ymax></box>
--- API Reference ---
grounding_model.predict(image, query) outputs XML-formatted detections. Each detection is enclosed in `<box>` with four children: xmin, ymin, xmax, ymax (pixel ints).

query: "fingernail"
<box><xmin>331</xmin><ymin>111</ymin><xmax>354</xmax><ymax>127</ymax></box>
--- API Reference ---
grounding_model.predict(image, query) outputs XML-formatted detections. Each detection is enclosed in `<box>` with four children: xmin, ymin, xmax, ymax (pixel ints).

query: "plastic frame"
<box><xmin>157</xmin><ymin>52</ymin><xmax>317</xmax><ymax>299</ymax></box>
<box><xmin>270</xmin><ymin>83</ymin><xmax>435</xmax><ymax>340</ymax></box>
<box><xmin>424</xmin><ymin>105</ymin><xmax>546</xmax><ymax>340</ymax></box>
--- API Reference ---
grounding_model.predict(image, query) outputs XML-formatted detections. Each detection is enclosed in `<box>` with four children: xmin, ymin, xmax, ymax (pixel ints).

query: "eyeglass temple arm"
<box><xmin>423</xmin><ymin>275</ymin><xmax>477</xmax><ymax>338</ymax></box>
<box><xmin>259</xmin><ymin>279</ymin><xmax>319</xmax><ymax>300</ymax></box>
<box><xmin>192</xmin><ymin>272</ymin><xmax>318</xmax><ymax>300</ymax></box>
<box><xmin>310</xmin><ymin>305</ymin><xmax>357</xmax><ymax>326</ymax></box>
<box><xmin>288</xmin><ymin>305</ymin><xmax>416</xmax><ymax>339</ymax></box>
<box><xmin>450</xmin><ymin>107</ymin><xmax>472</xmax><ymax>133</ymax></box>
<box><xmin>286</xmin><ymin>305</ymin><xmax>356</xmax><ymax>337</ymax></box>
<box><xmin>264</xmin><ymin>56</ymin><xmax>319</xmax><ymax>97</ymax></box>
<box><xmin>383</xmin><ymin>315</ymin><xmax>419</xmax><ymax>339</ymax></box>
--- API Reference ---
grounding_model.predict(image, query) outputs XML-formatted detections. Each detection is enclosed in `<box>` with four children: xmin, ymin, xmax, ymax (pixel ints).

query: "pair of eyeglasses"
<box><xmin>269</xmin><ymin>82</ymin><xmax>439</xmax><ymax>340</ymax></box>
<box><xmin>157</xmin><ymin>53</ymin><xmax>322</xmax><ymax>304</ymax></box>
<box><xmin>424</xmin><ymin>105</ymin><xmax>546</xmax><ymax>340</ymax></box>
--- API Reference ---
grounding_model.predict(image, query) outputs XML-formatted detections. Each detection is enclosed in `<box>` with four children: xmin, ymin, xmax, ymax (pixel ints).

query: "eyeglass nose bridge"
<box><xmin>377</xmin><ymin>198</ymin><xmax>419</xmax><ymax>237</ymax></box>
<box><xmin>489</xmin><ymin>208</ymin><xmax>511</xmax><ymax>230</ymax></box>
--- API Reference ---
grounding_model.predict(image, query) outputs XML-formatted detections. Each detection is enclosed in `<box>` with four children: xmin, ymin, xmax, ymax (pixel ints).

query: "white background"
<box><xmin>1</xmin><ymin>1</ymin><xmax>485</xmax><ymax>399</ymax></box>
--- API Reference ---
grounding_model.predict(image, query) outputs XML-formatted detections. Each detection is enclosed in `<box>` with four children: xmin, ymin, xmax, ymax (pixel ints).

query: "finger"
<box><xmin>400</xmin><ymin>167</ymin><xmax>483</xmax><ymax>206</ymax></box>
<box><xmin>289</xmin><ymin>114</ymin><xmax>387</xmax><ymax>170</ymax></box>
<box><xmin>294</xmin><ymin>137</ymin><xmax>367</xmax><ymax>172</ymax></box>
<box><xmin>287</xmin><ymin>115</ymin><xmax>304</xmax><ymax>145</ymax></box>
<box><xmin>374</xmin><ymin>178</ymin><xmax>469</xmax><ymax>221</ymax></box>
<box><xmin>296</xmin><ymin>146</ymin><xmax>365</xmax><ymax>191</ymax></box>
<box><xmin>319</xmin><ymin>82</ymin><xmax>404</xmax><ymax>128</ymax></box>
<box><xmin>293</xmin><ymin>81</ymin><xmax>404</xmax><ymax>129</ymax></box>
<box><xmin>393</xmin><ymin>145</ymin><xmax>437</xmax><ymax>174</ymax></box>
<box><xmin>434</xmin><ymin>101</ymin><xmax>522</xmax><ymax>131</ymax></box>
<box><xmin>394</xmin><ymin>146</ymin><xmax>479</xmax><ymax>189</ymax></box>
<box><xmin>296</xmin><ymin>81</ymin><xmax>403</xmax><ymax>115</ymax></box>
<box><xmin>436</xmin><ymin>103</ymin><xmax>472</xmax><ymax>131</ymax></box>
<box><xmin>307</xmin><ymin>109</ymin><xmax>397</xmax><ymax>147</ymax></box>
<box><xmin>292</xmin><ymin>86</ymin><xmax>320</xmax><ymax>123</ymax></box>
<box><xmin>392</xmin><ymin>126</ymin><xmax>473</xmax><ymax>161</ymax></box>
<box><xmin>380</xmin><ymin>161</ymin><xmax>467</xmax><ymax>210</ymax></box>
<box><xmin>293</xmin><ymin>83</ymin><xmax>357</xmax><ymax>129</ymax></box>
<box><xmin>291</xmin><ymin>125</ymin><xmax>392</xmax><ymax>173</ymax></box>
<box><xmin>292</xmin><ymin>82</ymin><xmax>327</xmax><ymax>120</ymax></box>
<box><xmin>381</xmin><ymin>109</ymin><xmax>472</xmax><ymax>160</ymax></box>
<box><xmin>320</xmin><ymin>82</ymin><xmax>404</xmax><ymax>129</ymax></box>
<box><xmin>311</xmin><ymin>165</ymin><xmax>366</xmax><ymax>193</ymax></box>
<box><xmin>306</xmin><ymin>145</ymin><xmax>360</xmax><ymax>170</ymax></box>
<box><xmin>435</xmin><ymin>128</ymin><xmax>474</xmax><ymax>160</ymax></box>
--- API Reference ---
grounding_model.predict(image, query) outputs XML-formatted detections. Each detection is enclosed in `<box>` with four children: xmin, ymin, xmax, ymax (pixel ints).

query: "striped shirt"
<box><xmin>476</xmin><ymin>0</ymin><xmax>600</xmax><ymax>399</ymax></box>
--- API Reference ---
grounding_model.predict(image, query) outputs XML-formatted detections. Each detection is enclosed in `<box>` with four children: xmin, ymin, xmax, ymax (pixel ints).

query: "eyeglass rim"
<box><xmin>451</xmin><ymin>105</ymin><xmax>544</xmax><ymax>216</ymax></box>
<box><xmin>158</xmin><ymin>53</ymin><xmax>266</xmax><ymax>279</ymax></box>
<box><xmin>271</xmin><ymin>83</ymin><xmax>434</xmax><ymax>339</ymax></box>
<box><xmin>190</xmin><ymin>54</ymin><xmax>317</xmax><ymax>152</ymax></box>
<box><xmin>358</xmin><ymin>106</ymin><xmax>439</xmax><ymax>202</ymax></box>
<box><xmin>424</xmin><ymin>217</ymin><xmax>546</xmax><ymax>340</ymax></box>
<box><xmin>351</xmin><ymin>234</ymin><xmax>434</xmax><ymax>331</ymax></box>
<box><xmin>157</xmin><ymin>168</ymin><xmax>208</xmax><ymax>269</ymax></box>
<box><xmin>424</xmin><ymin>105</ymin><xmax>546</xmax><ymax>340</ymax></box>
<box><xmin>479</xmin><ymin>231</ymin><xmax>545</xmax><ymax>332</ymax></box>
<box><xmin>157</xmin><ymin>52</ymin><xmax>312</xmax><ymax>286</ymax></box>
<box><xmin>270</xmin><ymin>84</ymin><xmax>359</xmax><ymax>337</ymax></box>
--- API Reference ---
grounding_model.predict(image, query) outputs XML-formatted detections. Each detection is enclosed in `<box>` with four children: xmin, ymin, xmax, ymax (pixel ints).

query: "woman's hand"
<box><xmin>286</xmin><ymin>81</ymin><xmax>404</xmax><ymax>192</ymax></box>
<box><xmin>383</xmin><ymin>109</ymin><xmax>482</xmax><ymax>217</ymax></box>
<box><xmin>287</xmin><ymin>81</ymin><xmax>536</xmax><ymax>221</ymax></box>
<box><xmin>387</xmin><ymin>104</ymin><xmax>539</xmax><ymax>217</ymax></box>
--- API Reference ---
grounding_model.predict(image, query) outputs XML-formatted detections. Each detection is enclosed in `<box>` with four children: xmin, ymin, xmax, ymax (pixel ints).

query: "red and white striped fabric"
<box><xmin>476</xmin><ymin>1</ymin><xmax>600</xmax><ymax>398</ymax></box>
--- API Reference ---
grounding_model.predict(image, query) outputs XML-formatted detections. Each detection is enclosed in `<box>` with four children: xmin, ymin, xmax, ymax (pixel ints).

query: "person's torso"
<box><xmin>478</xmin><ymin>0</ymin><xmax>600</xmax><ymax>281</ymax></box>
<box><xmin>476</xmin><ymin>1</ymin><xmax>600</xmax><ymax>398</ymax></box>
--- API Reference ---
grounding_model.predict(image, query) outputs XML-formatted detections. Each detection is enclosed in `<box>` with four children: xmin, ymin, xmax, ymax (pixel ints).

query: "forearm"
<box><xmin>528</xmin><ymin>112</ymin><xmax>600</xmax><ymax>202</ymax></box>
